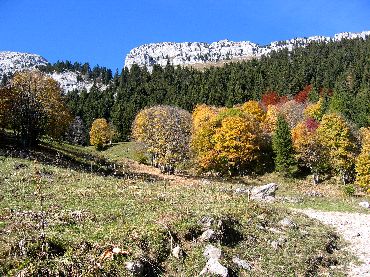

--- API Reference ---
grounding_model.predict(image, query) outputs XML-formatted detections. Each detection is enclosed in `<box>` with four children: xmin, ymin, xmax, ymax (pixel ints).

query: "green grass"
<box><xmin>0</xmin><ymin>141</ymin><xmax>359</xmax><ymax>276</ymax></box>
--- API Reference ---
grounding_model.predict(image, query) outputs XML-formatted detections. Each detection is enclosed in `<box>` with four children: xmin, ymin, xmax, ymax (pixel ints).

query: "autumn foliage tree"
<box><xmin>191</xmin><ymin>104</ymin><xmax>262</xmax><ymax>175</ymax></box>
<box><xmin>89</xmin><ymin>118</ymin><xmax>113</xmax><ymax>150</ymax></box>
<box><xmin>292</xmin><ymin>118</ymin><xmax>328</xmax><ymax>184</ymax></box>
<box><xmin>316</xmin><ymin>113</ymin><xmax>356</xmax><ymax>184</ymax></box>
<box><xmin>132</xmin><ymin>105</ymin><xmax>192</xmax><ymax>173</ymax></box>
<box><xmin>5</xmin><ymin>70</ymin><xmax>72</xmax><ymax>146</ymax></box>
<box><xmin>355</xmin><ymin>128</ymin><xmax>370</xmax><ymax>192</ymax></box>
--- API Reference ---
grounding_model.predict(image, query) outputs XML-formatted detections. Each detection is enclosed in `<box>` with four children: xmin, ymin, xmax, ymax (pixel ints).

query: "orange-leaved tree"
<box><xmin>292</xmin><ymin>118</ymin><xmax>328</xmax><ymax>184</ymax></box>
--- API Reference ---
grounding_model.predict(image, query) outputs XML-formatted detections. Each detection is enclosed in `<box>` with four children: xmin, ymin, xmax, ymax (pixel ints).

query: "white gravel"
<box><xmin>297</xmin><ymin>209</ymin><xmax>370</xmax><ymax>277</ymax></box>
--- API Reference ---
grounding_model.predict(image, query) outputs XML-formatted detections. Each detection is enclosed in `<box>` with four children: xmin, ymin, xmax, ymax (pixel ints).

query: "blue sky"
<box><xmin>0</xmin><ymin>0</ymin><xmax>369</xmax><ymax>70</ymax></box>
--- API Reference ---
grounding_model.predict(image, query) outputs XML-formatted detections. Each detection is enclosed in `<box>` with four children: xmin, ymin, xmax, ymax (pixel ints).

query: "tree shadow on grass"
<box><xmin>0</xmin><ymin>134</ymin><xmax>163</xmax><ymax>182</ymax></box>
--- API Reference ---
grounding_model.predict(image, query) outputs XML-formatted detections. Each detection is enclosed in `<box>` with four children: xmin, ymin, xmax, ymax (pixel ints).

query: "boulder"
<box><xmin>200</xmin><ymin>258</ymin><xmax>228</xmax><ymax>277</ymax></box>
<box><xmin>203</xmin><ymin>245</ymin><xmax>222</xmax><ymax>260</ymax></box>
<box><xmin>172</xmin><ymin>245</ymin><xmax>183</xmax><ymax>259</ymax></box>
<box><xmin>200</xmin><ymin>229</ymin><xmax>217</xmax><ymax>242</ymax></box>
<box><xmin>199</xmin><ymin>216</ymin><xmax>215</xmax><ymax>229</ymax></box>
<box><xmin>250</xmin><ymin>183</ymin><xmax>278</xmax><ymax>201</ymax></box>
<box><xmin>125</xmin><ymin>260</ymin><xmax>144</xmax><ymax>275</ymax></box>
<box><xmin>232</xmin><ymin>257</ymin><xmax>251</xmax><ymax>270</ymax></box>
<box><xmin>359</xmin><ymin>201</ymin><xmax>370</xmax><ymax>209</ymax></box>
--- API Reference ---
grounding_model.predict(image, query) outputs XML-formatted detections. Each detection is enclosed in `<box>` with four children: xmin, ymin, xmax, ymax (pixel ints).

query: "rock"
<box><xmin>359</xmin><ymin>201</ymin><xmax>370</xmax><ymax>209</ymax></box>
<box><xmin>279</xmin><ymin>217</ymin><xmax>296</xmax><ymax>228</ymax></box>
<box><xmin>125</xmin><ymin>260</ymin><xmax>144</xmax><ymax>275</ymax></box>
<box><xmin>200</xmin><ymin>229</ymin><xmax>217</xmax><ymax>242</ymax></box>
<box><xmin>200</xmin><ymin>258</ymin><xmax>228</xmax><ymax>277</ymax></box>
<box><xmin>250</xmin><ymin>183</ymin><xmax>278</xmax><ymax>201</ymax></box>
<box><xmin>199</xmin><ymin>216</ymin><xmax>215</xmax><ymax>228</ymax></box>
<box><xmin>232</xmin><ymin>257</ymin><xmax>252</xmax><ymax>270</ymax></box>
<box><xmin>271</xmin><ymin>240</ymin><xmax>280</xmax><ymax>250</ymax></box>
<box><xmin>235</xmin><ymin>188</ymin><xmax>249</xmax><ymax>194</ymax></box>
<box><xmin>172</xmin><ymin>245</ymin><xmax>183</xmax><ymax>259</ymax></box>
<box><xmin>204</xmin><ymin>245</ymin><xmax>222</xmax><ymax>260</ymax></box>
<box><xmin>124</xmin><ymin>31</ymin><xmax>370</xmax><ymax>70</ymax></box>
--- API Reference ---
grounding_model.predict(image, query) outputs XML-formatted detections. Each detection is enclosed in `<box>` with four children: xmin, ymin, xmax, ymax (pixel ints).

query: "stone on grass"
<box><xmin>172</xmin><ymin>245</ymin><xmax>183</xmax><ymax>259</ymax></box>
<box><xmin>359</xmin><ymin>201</ymin><xmax>370</xmax><ymax>209</ymax></box>
<box><xmin>199</xmin><ymin>216</ymin><xmax>215</xmax><ymax>228</ymax></box>
<box><xmin>232</xmin><ymin>257</ymin><xmax>251</xmax><ymax>270</ymax></box>
<box><xmin>279</xmin><ymin>217</ymin><xmax>296</xmax><ymax>228</ymax></box>
<box><xmin>200</xmin><ymin>258</ymin><xmax>228</xmax><ymax>277</ymax></box>
<box><xmin>203</xmin><ymin>244</ymin><xmax>222</xmax><ymax>260</ymax></box>
<box><xmin>250</xmin><ymin>183</ymin><xmax>278</xmax><ymax>201</ymax></box>
<box><xmin>125</xmin><ymin>260</ymin><xmax>144</xmax><ymax>275</ymax></box>
<box><xmin>200</xmin><ymin>229</ymin><xmax>217</xmax><ymax>242</ymax></box>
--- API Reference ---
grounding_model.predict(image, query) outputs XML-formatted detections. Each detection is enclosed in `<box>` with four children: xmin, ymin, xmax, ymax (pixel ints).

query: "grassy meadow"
<box><xmin>0</xmin><ymin>138</ymin><xmax>367</xmax><ymax>276</ymax></box>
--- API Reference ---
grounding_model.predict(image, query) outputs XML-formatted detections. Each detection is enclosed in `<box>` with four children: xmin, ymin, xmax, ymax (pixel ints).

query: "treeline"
<box><xmin>38</xmin><ymin>60</ymin><xmax>114</xmax><ymax>85</ymax></box>
<box><xmin>65</xmin><ymin>37</ymin><xmax>370</xmax><ymax>140</ymax></box>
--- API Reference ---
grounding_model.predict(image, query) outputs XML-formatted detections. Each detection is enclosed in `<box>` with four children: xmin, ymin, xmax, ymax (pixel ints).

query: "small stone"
<box><xmin>232</xmin><ymin>257</ymin><xmax>251</xmax><ymax>270</ymax></box>
<box><xmin>200</xmin><ymin>258</ymin><xmax>228</xmax><ymax>277</ymax></box>
<box><xmin>271</xmin><ymin>240</ymin><xmax>280</xmax><ymax>250</ymax></box>
<box><xmin>279</xmin><ymin>217</ymin><xmax>296</xmax><ymax>228</ymax></box>
<box><xmin>235</xmin><ymin>188</ymin><xmax>250</xmax><ymax>194</ymax></box>
<box><xmin>125</xmin><ymin>260</ymin><xmax>144</xmax><ymax>275</ymax></box>
<box><xmin>359</xmin><ymin>201</ymin><xmax>370</xmax><ymax>209</ymax></box>
<box><xmin>200</xmin><ymin>229</ymin><xmax>217</xmax><ymax>242</ymax></box>
<box><xmin>199</xmin><ymin>216</ymin><xmax>215</xmax><ymax>228</ymax></box>
<box><xmin>204</xmin><ymin>245</ymin><xmax>222</xmax><ymax>260</ymax></box>
<box><xmin>172</xmin><ymin>245</ymin><xmax>183</xmax><ymax>259</ymax></box>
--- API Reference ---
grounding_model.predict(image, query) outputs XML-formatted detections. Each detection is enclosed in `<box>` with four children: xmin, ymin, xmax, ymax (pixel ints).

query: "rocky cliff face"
<box><xmin>0</xmin><ymin>51</ymin><xmax>94</xmax><ymax>92</ymax></box>
<box><xmin>124</xmin><ymin>31</ymin><xmax>370</xmax><ymax>69</ymax></box>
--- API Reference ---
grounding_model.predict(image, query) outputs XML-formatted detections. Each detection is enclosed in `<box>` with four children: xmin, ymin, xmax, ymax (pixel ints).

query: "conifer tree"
<box><xmin>272</xmin><ymin>115</ymin><xmax>298</xmax><ymax>176</ymax></box>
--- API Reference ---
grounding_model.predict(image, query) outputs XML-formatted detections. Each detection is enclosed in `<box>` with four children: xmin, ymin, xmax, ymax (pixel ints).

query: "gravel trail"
<box><xmin>298</xmin><ymin>209</ymin><xmax>370</xmax><ymax>276</ymax></box>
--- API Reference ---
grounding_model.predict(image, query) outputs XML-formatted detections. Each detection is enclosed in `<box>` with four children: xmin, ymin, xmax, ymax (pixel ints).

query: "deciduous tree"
<box><xmin>316</xmin><ymin>113</ymin><xmax>356</xmax><ymax>184</ymax></box>
<box><xmin>355</xmin><ymin>127</ymin><xmax>370</xmax><ymax>192</ymax></box>
<box><xmin>89</xmin><ymin>118</ymin><xmax>112</xmax><ymax>150</ymax></box>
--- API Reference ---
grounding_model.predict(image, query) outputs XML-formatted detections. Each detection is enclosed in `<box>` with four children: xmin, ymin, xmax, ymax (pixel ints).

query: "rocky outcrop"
<box><xmin>124</xmin><ymin>31</ymin><xmax>370</xmax><ymax>70</ymax></box>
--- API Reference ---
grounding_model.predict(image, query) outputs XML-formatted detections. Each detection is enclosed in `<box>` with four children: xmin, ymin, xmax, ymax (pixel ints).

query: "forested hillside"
<box><xmin>65</xmin><ymin>37</ymin><xmax>370</xmax><ymax>140</ymax></box>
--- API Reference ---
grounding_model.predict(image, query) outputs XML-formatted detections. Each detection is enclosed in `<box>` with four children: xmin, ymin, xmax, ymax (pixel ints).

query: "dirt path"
<box><xmin>297</xmin><ymin>209</ymin><xmax>370</xmax><ymax>276</ymax></box>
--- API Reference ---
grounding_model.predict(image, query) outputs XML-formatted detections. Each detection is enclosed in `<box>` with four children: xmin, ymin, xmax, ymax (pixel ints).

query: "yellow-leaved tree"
<box><xmin>240</xmin><ymin>100</ymin><xmax>266</xmax><ymax>122</ymax></box>
<box><xmin>90</xmin><ymin>118</ymin><xmax>113</xmax><ymax>150</ymax></box>
<box><xmin>304</xmin><ymin>97</ymin><xmax>325</xmax><ymax>121</ymax></box>
<box><xmin>191</xmin><ymin>104</ymin><xmax>221</xmax><ymax>170</ymax></box>
<box><xmin>6</xmin><ymin>70</ymin><xmax>72</xmax><ymax>146</ymax></box>
<box><xmin>132</xmin><ymin>105</ymin><xmax>192</xmax><ymax>173</ymax></box>
<box><xmin>191</xmin><ymin>105</ymin><xmax>261</xmax><ymax>175</ymax></box>
<box><xmin>355</xmin><ymin>127</ymin><xmax>370</xmax><ymax>193</ymax></box>
<box><xmin>316</xmin><ymin>113</ymin><xmax>356</xmax><ymax>184</ymax></box>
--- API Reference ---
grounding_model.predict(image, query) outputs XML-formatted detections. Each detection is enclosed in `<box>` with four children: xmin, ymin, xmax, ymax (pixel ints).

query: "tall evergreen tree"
<box><xmin>272</xmin><ymin>115</ymin><xmax>298</xmax><ymax>176</ymax></box>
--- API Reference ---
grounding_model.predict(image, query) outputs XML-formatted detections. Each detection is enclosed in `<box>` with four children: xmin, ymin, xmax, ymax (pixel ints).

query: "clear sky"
<box><xmin>0</xmin><ymin>0</ymin><xmax>369</xmax><ymax>71</ymax></box>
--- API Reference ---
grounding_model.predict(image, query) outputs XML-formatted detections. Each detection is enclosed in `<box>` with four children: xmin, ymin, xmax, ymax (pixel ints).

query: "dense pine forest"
<box><xmin>64</xmin><ymin>37</ymin><xmax>370</xmax><ymax>140</ymax></box>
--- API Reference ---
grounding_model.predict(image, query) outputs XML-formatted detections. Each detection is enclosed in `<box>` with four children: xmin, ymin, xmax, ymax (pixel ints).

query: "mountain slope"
<box><xmin>0</xmin><ymin>51</ymin><xmax>96</xmax><ymax>92</ymax></box>
<box><xmin>124</xmin><ymin>31</ymin><xmax>370</xmax><ymax>69</ymax></box>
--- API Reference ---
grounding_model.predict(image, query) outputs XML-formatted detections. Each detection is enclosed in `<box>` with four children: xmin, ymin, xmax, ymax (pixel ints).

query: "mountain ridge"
<box><xmin>124</xmin><ymin>31</ymin><xmax>370</xmax><ymax>69</ymax></box>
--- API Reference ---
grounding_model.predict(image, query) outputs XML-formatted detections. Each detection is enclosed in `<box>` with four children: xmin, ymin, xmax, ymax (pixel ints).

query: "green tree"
<box><xmin>272</xmin><ymin>115</ymin><xmax>298</xmax><ymax>176</ymax></box>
